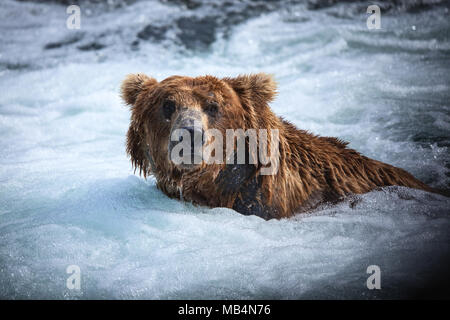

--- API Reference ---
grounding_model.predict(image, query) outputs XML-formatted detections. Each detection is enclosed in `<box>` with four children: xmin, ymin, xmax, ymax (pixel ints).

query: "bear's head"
<box><xmin>121</xmin><ymin>73</ymin><xmax>277</xmax><ymax>178</ymax></box>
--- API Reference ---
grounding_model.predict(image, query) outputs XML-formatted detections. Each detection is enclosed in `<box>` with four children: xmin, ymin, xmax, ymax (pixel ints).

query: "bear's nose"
<box><xmin>180</xmin><ymin>126</ymin><xmax>205</xmax><ymax>147</ymax></box>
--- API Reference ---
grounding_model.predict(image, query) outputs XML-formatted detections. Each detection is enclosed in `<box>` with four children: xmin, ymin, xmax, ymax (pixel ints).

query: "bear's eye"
<box><xmin>204</xmin><ymin>101</ymin><xmax>219</xmax><ymax>116</ymax></box>
<box><xmin>162</xmin><ymin>100</ymin><xmax>176</xmax><ymax>121</ymax></box>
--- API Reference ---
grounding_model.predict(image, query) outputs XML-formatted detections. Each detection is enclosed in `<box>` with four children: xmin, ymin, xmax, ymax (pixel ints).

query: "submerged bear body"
<box><xmin>121</xmin><ymin>73</ymin><xmax>432</xmax><ymax>220</ymax></box>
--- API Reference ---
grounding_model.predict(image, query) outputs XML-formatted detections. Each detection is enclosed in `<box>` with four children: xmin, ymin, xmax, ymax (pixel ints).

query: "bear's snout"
<box><xmin>179</xmin><ymin>126</ymin><xmax>206</xmax><ymax>148</ymax></box>
<box><xmin>168</xmin><ymin>109</ymin><xmax>206</xmax><ymax>169</ymax></box>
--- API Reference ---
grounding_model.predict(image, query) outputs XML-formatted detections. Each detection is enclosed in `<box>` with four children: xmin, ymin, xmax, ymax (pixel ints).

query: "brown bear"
<box><xmin>121</xmin><ymin>72</ymin><xmax>433</xmax><ymax>220</ymax></box>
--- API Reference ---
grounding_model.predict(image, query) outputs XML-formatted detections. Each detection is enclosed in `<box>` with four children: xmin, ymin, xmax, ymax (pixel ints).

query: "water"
<box><xmin>0</xmin><ymin>0</ymin><xmax>449</xmax><ymax>299</ymax></box>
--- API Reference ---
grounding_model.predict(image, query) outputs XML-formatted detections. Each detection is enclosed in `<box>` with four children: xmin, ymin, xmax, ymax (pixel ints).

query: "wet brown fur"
<box><xmin>121</xmin><ymin>73</ymin><xmax>434</xmax><ymax>219</ymax></box>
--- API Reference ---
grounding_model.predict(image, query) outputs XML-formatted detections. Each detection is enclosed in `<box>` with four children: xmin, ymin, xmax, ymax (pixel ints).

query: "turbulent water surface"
<box><xmin>0</xmin><ymin>0</ymin><xmax>449</xmax><ymax>299</ymax></box>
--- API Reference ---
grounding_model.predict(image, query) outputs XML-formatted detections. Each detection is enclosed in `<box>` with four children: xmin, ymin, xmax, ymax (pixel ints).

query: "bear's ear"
<box><xmin>121</xmin><ymin>73</ymin><xmax>157</xmax><ymax>105</ymax></box>
<box><xmin>223</xmin><ymin>73</ymin><xmax>277</xmax><ymax>107</ymax></box>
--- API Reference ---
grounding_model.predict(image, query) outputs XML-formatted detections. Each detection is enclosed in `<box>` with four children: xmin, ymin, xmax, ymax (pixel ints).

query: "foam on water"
<box><xmin>0</xmin><ymin>0</ymin><xmax>449</xmax><ymax>299</ymax></box>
